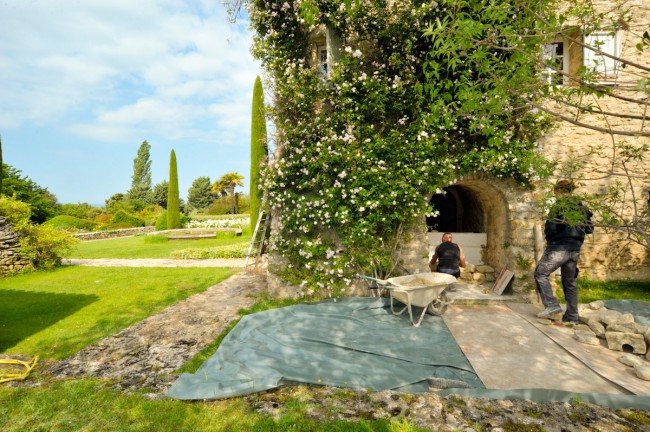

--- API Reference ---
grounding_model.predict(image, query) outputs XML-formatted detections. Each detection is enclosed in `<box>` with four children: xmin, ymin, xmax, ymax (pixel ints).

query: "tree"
<box><xmin>187</xmin><ymin>176</ymin><xmax>215</xmax><ymax>212</ymax></box>
<box><xmin>217</xmin><ymin>172</ymin><xmax>244</xmax><ymax>214</ymax></box>
<box><xmin>167</xmin><ymin>149</ymin><xmax>181</xmax><ymax>229</ymax></box>
<box><xmin>250</xmin><ymin>75</ymin><xmax>268</xmax><ymax>230</ymax></box>
<box><xmin>127</xmin><ymin>140</ymin><xmax>153</xmax><ymax>203</ymax></box>
<box><xmin>151</xmin><ymin>180</ymin><xmax>169</xmax><ymax>208</ymax></box>
<box><xmin>1</xmin><ymin>163</ymin><xmax>59</xmax><ymax>223</ymax></box>
<box><xmin>211</xmin><ymin>179</ymin><xmax>228</xmax><ymax>206</ymax></box>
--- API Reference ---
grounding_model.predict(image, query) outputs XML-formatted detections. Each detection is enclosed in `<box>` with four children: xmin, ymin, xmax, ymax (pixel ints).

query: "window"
<box><xmin>318</xmin><ymin>45</ymin><xmax>328</xmax><ymax>77</ymax></box>
<box><xmin>583</xmin><ymin>30</ymin><xmax>621</xmax><ymax>81</ymax></box>
<box><xmin>542</xmin><ymin>41</ymin><xmax>567</xmax><ymax>85</ymax></box>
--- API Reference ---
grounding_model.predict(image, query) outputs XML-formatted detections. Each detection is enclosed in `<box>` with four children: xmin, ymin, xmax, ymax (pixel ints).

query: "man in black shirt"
<box><xmin>429</xmin><ymin>232</ymin><xmax>466</xmax><ymax>278</ymax></box>
<box><xmin>535</xmin><ymin>180</ymin><xmax>594</xmax><ymax>323</ymax></box>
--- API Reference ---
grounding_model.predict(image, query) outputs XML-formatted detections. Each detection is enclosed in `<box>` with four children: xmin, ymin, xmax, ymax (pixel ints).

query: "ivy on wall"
<box><xmin>245</xmin><ymin>0</ymin><xmax>556</xmax><ymax>296</ymax></box>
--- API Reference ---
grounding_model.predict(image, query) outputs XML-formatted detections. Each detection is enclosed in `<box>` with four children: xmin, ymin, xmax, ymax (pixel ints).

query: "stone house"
<box><xmin>265</xmin><ymin>1</ymin><xmax>650</xmax><ymax>296</ymax></box>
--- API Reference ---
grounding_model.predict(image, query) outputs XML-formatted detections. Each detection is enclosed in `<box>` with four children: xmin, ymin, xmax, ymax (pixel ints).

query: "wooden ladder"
<box><xmin>244</xmin><ymin>209</ymin><xmax>270</xmax><ymax>270</ymax></box>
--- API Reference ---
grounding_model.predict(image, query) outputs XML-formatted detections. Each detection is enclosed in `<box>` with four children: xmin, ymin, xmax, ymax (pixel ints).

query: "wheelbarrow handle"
<box><xmin>353</xmin><ymin>274</ymin><xmax>389</xmax><ymax>286</ymax></box>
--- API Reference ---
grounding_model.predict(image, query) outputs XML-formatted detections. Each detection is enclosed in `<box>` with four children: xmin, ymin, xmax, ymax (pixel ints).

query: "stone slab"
<box><xmin>442</xmin><ymin>304</ymin><xmax>628</xmax><ymax>394</ymax></box>
<box><xmin>508</xmin><ymin>303</ymin><xmax>650</xmax><ymax>396</ymax></box>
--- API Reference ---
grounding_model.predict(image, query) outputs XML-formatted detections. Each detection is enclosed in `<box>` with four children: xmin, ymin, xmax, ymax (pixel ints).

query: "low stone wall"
<box><xmin>72</xmin><ymin>226</ymin><xmax>155</xmax><ymax>241</ymax></box>
<box><xmin>0</xmin><ymin>216</ymin><xmax>31</xmax><ymax>276</ymax></box>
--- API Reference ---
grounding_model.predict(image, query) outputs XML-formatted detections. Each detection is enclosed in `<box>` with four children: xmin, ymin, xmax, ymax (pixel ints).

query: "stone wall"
<box><xmin>0</xmin><ymin>216</ymin><xmax>31</xmax><ymax>276</ymax></box>
<box><xmin>72</xmin><ymin>226</ymin><xmax>155</xmax><ymax>241</ymax></box>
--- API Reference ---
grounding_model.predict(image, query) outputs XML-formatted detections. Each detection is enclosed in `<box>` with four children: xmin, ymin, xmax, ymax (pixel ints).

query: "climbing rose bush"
<box><xmin>245</xmin><ymin>0</ymin><xmax>555</xmax><ymax>296</ymax></box>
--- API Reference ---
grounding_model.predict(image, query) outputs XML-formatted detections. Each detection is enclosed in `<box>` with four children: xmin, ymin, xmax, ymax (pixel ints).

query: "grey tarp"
<box><xmin>603</xmin><ymin>299</ymin><xmax>650</xmax><ymax>327</ymax></box>
<box><xmin>167</xmin><ymin>297</ymin><xmax>483</xmax><ymax>400</ymax></box>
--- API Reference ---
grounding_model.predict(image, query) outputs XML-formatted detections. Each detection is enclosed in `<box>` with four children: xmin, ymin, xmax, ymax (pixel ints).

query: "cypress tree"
<box><xmin>249</xmin><ymin>75</ymin><xmax>268</xmax><ymax>230</ymax></box>
<box><xmin>167</xmin><ymin>149</ymin><xmax>181</xmax><ymax>229</ymax></box>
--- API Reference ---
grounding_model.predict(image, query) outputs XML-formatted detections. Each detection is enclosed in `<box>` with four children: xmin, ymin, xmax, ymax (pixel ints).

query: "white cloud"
<box><xmin>0</xmin><ymin>0</ymin><xmax>261</xmax><ymax>141</ymax></box>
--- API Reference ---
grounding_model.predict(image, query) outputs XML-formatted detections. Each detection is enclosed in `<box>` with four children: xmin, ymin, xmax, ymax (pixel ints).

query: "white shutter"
<box><xmin>584</xmin><ymin>31</ymin><xmax>621</xmax><ymax>80</ymax></box>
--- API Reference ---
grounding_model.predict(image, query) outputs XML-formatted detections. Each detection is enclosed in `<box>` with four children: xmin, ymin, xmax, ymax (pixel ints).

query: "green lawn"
<box><xmin>70</xmin><ymin>234</ymin><xmax>251</xmax><ymax>259</ymax></box>
<box><xmin>0</xmin><ymin>266</ymin><xmax>236</xmax><ymax>360</ymax></box>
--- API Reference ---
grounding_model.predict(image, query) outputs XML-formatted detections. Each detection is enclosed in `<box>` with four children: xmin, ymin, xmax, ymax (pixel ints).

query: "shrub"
<box><xmin>45</xmin><ymin>215</ymin><xmax>96</xmax><ymax>231</ymax></box>
<box><xmin>111</xmin><ymin>210</ymin><xmax>145</xmax><ymax>228</ymax></box>
<box><xmin>156</xmin><ymin>210</ymin><xmax>189</xmax><ymax>231</ymax></box>
<box><xmin>170</xmin><ymin>243</ymin><xmax>249</xmax><ymax>259</ymax></box>
<box><xmin>0</xmin><ymin>196</ymin><xmax>31</xmax><ymax>228</ymax></box>
<box><xmin>144</xmin><ymin>235</ymin><xmax>169</xmax><ymax>244</ymax></box>
<box><xmin>19</xmin><ymin>224</ymin><xmax>79</xmax><ymax>269</ymax></box>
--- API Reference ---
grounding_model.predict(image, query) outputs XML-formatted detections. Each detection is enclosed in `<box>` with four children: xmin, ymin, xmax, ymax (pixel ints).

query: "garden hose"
<box><xmin>0</xmin><ymin>356</ymin><xmax>38</xmax><ymax>384</ymax></box>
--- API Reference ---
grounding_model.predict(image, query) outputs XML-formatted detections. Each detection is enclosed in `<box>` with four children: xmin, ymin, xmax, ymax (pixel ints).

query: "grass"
<box><xmin>0</xmin><ymin>266</ymin><xmax>236</xmax><ymax>360</ymax></box>
<box><xmin>0</xmin><ymin>379</ymin><xmax>429</xmax><ymax>432</ymax></box>
<box><xmin>70</xmin><ymin>232</ymin><xmax>251</xmax><ymax>259</ymax></box>
<box><xmin>565</xmin><ymin>279</ymin><xmax>650</xmax><ymax>304</ymax></box>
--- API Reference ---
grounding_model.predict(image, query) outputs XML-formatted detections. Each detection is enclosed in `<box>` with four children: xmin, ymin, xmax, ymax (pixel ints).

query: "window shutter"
<box><xmin>584</xmin><ymin>31</ymin><xmax>620</xmax><ymax>80</ymax></box>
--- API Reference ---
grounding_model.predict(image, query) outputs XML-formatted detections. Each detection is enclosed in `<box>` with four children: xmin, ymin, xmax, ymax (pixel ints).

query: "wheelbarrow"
<box><xmin>355</xmin><ymin>272</ymin><xmax>456</xmax><ymax>327</ymax></box>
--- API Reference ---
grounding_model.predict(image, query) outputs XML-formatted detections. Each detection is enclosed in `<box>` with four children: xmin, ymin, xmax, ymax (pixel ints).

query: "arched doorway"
<box><xmin>426</xmin><ymin>181</ymin><xmax>508</xmax><ymax>270</ymax></box>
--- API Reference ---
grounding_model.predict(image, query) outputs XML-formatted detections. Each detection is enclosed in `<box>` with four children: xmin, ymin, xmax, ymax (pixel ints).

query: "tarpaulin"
<box><xmin>167</xmin><ymin>297</ymin><xmax>483</xmax><ymax>400</ymax></box>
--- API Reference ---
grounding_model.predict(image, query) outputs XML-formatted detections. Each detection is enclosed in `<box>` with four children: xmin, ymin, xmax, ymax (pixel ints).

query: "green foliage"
<box><xmin>18</xmin><ymin>223</ymin><xmax>79</xmax><ymax>270</ymax></box>
<box><xmin>0</xmin><ymin>195</ymin><xmax>31</xmax><ymax>228</ymax></box>
<box><xmin>214</xmin><ymin>172</ymin><xmax>245</xmax><ymax>214</ymax></box>
<box><xmin>44</xmin><ymin>215</ymin><xmax>97</xmax><ymax>231</ymax></box>
<box><xmin>250</xmin><ymin>75</ymin><xmax>268</xmax><ymax>230</ymax></box>
<box><xmin>167</xmin><ymin>149</ymin><xmax>181</xmax><ymax>229</ymax></box>
<box><xmin>206</xmin><ymin>193</ymin><xmax>250</xmax><ymax>215</ymax></box>
<box><xmin>0</xmin><ymin>195</ymin><xmax>75</xmax><ymax>270</ymax></box>
<box><xmin>156</xmin><ymin>210</ymin><xmax>169</xmax><ymax>231</ymax></box>
<box><xmin>170</xmin><ymin>243</ymin><xmax>249</xmax><ymax>259</ymax></box>
<box><xmin>59</xmin><ymin>202</ymin><xmax>99</xmax><ymax>220</ymax></box>
<box><xmin>151</xmin><ymin>180</ymin><xmax>169</xmax><ymax>208</ymax></box>
<box><xmin>187</xmin><ymin>176</ymin><xmax>215</xmax><ymax>212</ymax></box>
<box><xmin>155</xmin><ymin>210</ymin><xmax>189</xmax><ymax>231</ymax></box>
<box><xmin>127</xmin><ymin>140</ymin><xmax>153</xmax><ymax>203</ymax></box>
<box><xmin>0</xmin><ymin>163</ymin><xmax>60</xmax><ymax>223</ymax></box>
<box><xmin>247</xmin><ymin>0</ymin><xmax>554</xmax><ymax>294</ymax></box>
<box><xmin>111</xmin><ymin>210</ymin><xmax>145</xmax><ymax>228</ymax></box>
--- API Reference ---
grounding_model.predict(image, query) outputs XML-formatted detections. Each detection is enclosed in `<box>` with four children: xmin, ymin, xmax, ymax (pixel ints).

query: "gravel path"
<box><xmin>63</xmin><ymin>258</ymin><xmax>248</xmax><ymax>268</ymax></box>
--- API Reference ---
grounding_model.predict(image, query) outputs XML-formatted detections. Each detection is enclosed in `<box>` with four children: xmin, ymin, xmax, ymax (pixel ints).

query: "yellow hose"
<box><xmin>0</xmin><ymin>356</ymin><xmax>38</xmax><ymax>384</ymax></box>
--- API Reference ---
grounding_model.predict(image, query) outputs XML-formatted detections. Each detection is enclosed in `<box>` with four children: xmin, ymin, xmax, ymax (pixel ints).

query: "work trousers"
<box><xmin>534</xmin><ymin>249</ymin><xmax>581</xmax><ymax>322</ymax></box>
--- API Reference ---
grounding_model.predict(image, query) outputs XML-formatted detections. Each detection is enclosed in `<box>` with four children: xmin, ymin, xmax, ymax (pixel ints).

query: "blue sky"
<box><xmin>0</xmin><ymin>0</ymin><xmax>262</xmax><ymax>205</ymax></box>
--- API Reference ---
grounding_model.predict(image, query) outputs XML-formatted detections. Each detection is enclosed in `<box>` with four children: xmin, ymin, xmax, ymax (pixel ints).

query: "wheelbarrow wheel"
<box><xmin>426</xmin><ymin>293</ymin><xmax>449</xmax><ymax>316</ymax></box>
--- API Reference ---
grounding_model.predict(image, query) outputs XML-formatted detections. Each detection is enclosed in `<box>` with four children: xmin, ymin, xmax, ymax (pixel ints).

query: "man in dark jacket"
<box><xmin>535</xmin><ymin>180</ymin><xmax>594</xmax><ymax>323</ymax></box>
<box><xmin>429</xmin><ymin>232</ymin><xmax>466</xmax><ymax>278</ymax></box>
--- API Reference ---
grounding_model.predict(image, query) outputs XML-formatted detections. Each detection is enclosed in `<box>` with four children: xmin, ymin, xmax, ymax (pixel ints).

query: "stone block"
<box><xmin>605</xmin><ymin>332</ymin><xmax>647</xmax><ymax>354</ymax></box>
<box><xmin>608</xmin><ymin>323</ymin><xmax>638</xmax><ymax>333</ymax></box>
<box><xmin>618</xmin><ymin>353</ymin><xmax>645</xmax><ymax>368</ymax></box>
<box><xmin>600</xmin><ymin>309</ymin><xmax>623</xmax><ymax>326</ymax></box>
<box><xmin>475</xmin><ymin>265</ymin><xmax>494</xmax><ymax>273</ymax></box>
<box><xmin>614</xmin><ymin>313</ymin><xmax>636</xmax><ymax>326</ymax></box>
<box><xmin>645</xmin><ymin>328</ymin><xmax>650</xmax><ymax>345</ymax></box>
<box><xmin>574</xmin><ymin>329</ymin><xmax>600</xmax><ymax>346</ymax></box>
<box><xmin>587</xmin><ymin>319</ymin><xmax>606</xmax><ymax>338</ymax></box>
<box><xmin>635</xmin><ymin>364</ymin><xmax>650</xmax><ymax>381</ymax></box>
<box><xmin>588</xmin><ymin>300</ymin><xmax>605</xmax><ymax>310</ymax></box>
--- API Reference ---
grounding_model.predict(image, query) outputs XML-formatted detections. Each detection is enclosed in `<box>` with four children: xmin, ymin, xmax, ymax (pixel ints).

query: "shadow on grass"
<box><xmin>0</xmin><ymin>290</ymin><xmax>98</xmax><ymax>352</ymax></box>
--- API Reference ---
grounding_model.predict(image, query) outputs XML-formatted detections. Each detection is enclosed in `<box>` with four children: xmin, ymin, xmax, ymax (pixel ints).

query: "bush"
<box><xmin>45</xmin><ymin>215</ymin><xmax>96</xmax><ymax>231</ymax></box>
<box><xmin>144</xmin><ymin>235</ymin><xmax>169</xmax><ymax>244</ymax></box>
<box><xmin>170</xmin><ymin>243</ymin><xmax>249</xmax><ymax>259</ymax></box>
<box><xmin>155</xmin><ymin>210</ymin><xmax>189</xmax><ymax>231</ymax></box>
<box><xmin>111</xmin><ymin>210</ymin><xmax>145</xmax><ymax>228</ymax></box>
<box><xmin>19</xmin><ymin>224</ymin><xmax>79</xmax><ymax>270</ymax></box>
<box><xmin>0</xmin><ymin>195</ymin><xmax>78</xmax><ymax>270</ymax></box>
<box><xmin>0</xmin><ymin>196</ymin><xmax>31</xmax><ymax>228</ymax></box>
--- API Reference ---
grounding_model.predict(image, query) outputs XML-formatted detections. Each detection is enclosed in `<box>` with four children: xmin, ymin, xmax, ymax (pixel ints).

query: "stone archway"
<box><xmin>426</xmin><ymin>180</ymin><xmax>509</xmax><ymax>272</ymax></box>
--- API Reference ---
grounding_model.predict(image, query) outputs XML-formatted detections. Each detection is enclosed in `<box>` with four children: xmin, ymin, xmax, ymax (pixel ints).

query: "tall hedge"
<box><xmin>249</xmin><ymin>75</ymin><xmax>268</xmax><ymax>230</ymax></box>
<box><xmin>167</xmin><ymin>149</ymin><xmax>181</xmax><ymax>229</ymax></box>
